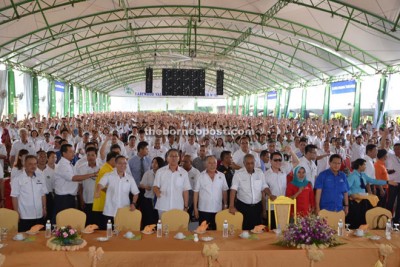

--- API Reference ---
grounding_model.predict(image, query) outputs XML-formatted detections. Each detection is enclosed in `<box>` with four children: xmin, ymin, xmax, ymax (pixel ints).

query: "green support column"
<box><xmin>194</xmin><ymin>97</ymin><xmax>198</xmax><ymax>112</ymax></box>
<box><xmin>241</xmin><ymin>95</ymin><xmax>245</xmax><ymax>115</ymax></box>
<box><xmin>69</xmin><ymin>84</ymin><xmax>74</xmax><ymax>117</ymax></box>
<box><xmin>246</xmin><ymin>95</ymin><xmax>251</xmax><ymax>116</ymax></box>
<box><xmin>166</xmin><ymin>98</ymin><xmax>169</xmax><ymax>112</ymax></box>
<box><xmin>78</xmin><ymin>87</ymin><xmax>83</xmax><ymax>114</ymax></box>
<box><xmin>352</xmin><ymin>80</ymin><xmax>362</xmax><ymax>128</ymax></box>
<box><xmin>275</xmin><ymin>90</ymin><xmax>282</xmax><ymax>118</ymax></box>
<box><xmin>85</xmin><ymin>89</ymin><xmax>90</xmax><ymax>113</ymax></box>
<box><xmin>32</xmin><ymin>75</ymin><xmax>39</xmax><ymax>116</ymax></box>
<box><xmin>263</xmin><ymin>93</ymin><xmax>268</xmax><ymax>117</ymax></box>
<box><xmin>49</xmin><ymin>80</ymin><xmax>56</xmax><ymax>117</ymax></box>
<box><xmin>92</xmin><ymin>91</ymin><xmax>96</xmax><ymax>112</ymax></box>
<box><xmin>253</xmin><ymin>94</ymin><xmax>258</xmax><ymax>117</ymax></box>
<box><xmin>323</xmin><ymin>83</ymin><xmax>331</xmax><ymax>123</ymax></box>
<box><xmin>63</xmin><ymin>83</ymin><xmax>69</xmax><ymax>117</ymax></box>
<box><xmin>300</xmin><ymin>87</ymin><xmax>307</xmax><ymax>120</ymax></box>
<box><xmin>235</xmin><ymin>97</ymin><xmax>239</xmax><ymax>115</ymax></box>
<box><xmin>7</xmin><ymin>67</ymin><xmax>15</xmax><ymax>116</ymax></box>
<box><xmin>375</xmin><ymin>75</ymin><xmax>388</xmax><ymax>127</ymax></box>
<box><xmin>229</xmin><ymin>97</ymin><xmax>233</xmax><ymax>114</ymax></box>
<box><xmin>283</xmin><ymin>89</ymin><xmax>291</xmax><ymax>118</ymax></box>
<box><xmin>108</xmin><ymin>95</ymin><xmax>111</xmax><ymax>111</ymax></box>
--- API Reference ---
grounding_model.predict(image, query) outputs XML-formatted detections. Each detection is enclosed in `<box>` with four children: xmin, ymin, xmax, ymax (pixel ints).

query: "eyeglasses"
<box><xmin>272</xmin><ymin>158</ymin><xmax>283</xmax><ymax>162</ymax></box>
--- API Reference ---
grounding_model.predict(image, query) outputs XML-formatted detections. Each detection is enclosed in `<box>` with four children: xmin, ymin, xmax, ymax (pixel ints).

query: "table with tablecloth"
<box><xmin>1</xmin><ymin>230</ymin><xmax>400</xmax><ymax>267</ymax></box>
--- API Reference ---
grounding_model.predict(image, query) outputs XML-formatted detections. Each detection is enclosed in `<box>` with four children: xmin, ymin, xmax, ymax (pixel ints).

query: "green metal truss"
<box><xmin>0</xmin><ymin>5</ymin><xmax>391</xmax><ymax>95</ymax></box>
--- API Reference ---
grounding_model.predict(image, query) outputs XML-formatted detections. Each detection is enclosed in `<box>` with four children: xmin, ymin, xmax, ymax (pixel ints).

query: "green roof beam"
<box><xmin>34</xmin><ymin>0</ymin><xmax>55</xmax><ymax>40</ymax></box>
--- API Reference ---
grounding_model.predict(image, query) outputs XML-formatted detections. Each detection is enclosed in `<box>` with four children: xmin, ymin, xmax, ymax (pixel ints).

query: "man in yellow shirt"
<box><xmin>92</xmin><ymin>152</ymin><xmax>118</xmax><ymax>229</ymax></box>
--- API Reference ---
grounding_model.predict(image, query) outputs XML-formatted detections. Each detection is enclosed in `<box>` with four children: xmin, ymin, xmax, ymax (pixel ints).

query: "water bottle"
<box><xmin>106</xmin><ymin>220</ymin><xmax>112</xmax><ymax>238</ymax></box>
<box><xmin>386</xmin><ymin>219</ymin><xmax>392</xmax><ymax>240</ymax></box>
<box><xmin>157</xmin><ymin>220</ymin><xmax>162</xmax><ymax>238</ymax></box>
<box><xmin>45</xmin><ymin>220</ymin><xmax>51</xmax><ymax>238</ymax></box>
<box><xmin>223</xmin><ymin>220</ymin><xmax>228</xmax><ymax>238</ymax></box>
<box><xmin>337</xmin><ymin>219</ymin><xmax>343</xmax><ymax>237</ymax></box>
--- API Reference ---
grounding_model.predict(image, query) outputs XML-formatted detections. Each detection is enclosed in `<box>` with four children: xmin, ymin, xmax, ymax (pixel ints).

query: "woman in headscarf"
<box><xmin>286</xmin><ymin>166</ymin><xmax>315</xmax><ymax>216</ymax></box>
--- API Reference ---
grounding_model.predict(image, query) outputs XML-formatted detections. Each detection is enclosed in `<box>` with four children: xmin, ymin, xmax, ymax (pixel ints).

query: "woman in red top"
<box><xmin>286</xmin><ymin>166</ymin><xmax>315</xmax><ymax>216</ymax></box>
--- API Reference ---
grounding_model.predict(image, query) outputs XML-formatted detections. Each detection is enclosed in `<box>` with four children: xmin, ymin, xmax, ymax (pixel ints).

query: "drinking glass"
<box><xmin>163</xmin><ymin>224</ymin><xmax>169</xmax><ymax>237</ymax></box>
<box><xmin>345</xmin><ymin>224</ymin><xmax>351</xmax><ymax>232</ymax></box>
<box><xmin>0</xmin><ymin>228</ymin><xmax>8</xmax><ymax>242</ymax></box>
<box><xmin>229</xmin><ymin>224</ymin><xmax>235</xmax><ymax>236</ymax></box>
<box><xmin>113</xmin><ymin>224</ymin><xmax>120</xmax><ymax>237</ymax></box>
<box><xmin>393</xmin><ymin>223</ymin><xmax>400</xmax><ymax>232</ymax></box>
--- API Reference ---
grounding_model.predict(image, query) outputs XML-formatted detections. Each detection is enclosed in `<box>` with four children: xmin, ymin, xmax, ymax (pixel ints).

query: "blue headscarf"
<box><xmin>291</xmin><ymin>166</ymin><xmax>309</xmax><ymax>188</ymax></box>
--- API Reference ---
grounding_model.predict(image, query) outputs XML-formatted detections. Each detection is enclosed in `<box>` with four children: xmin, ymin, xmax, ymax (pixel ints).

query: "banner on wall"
<box><xmin>331</xmin><ymin>80</ymin><xmax>356</xmax><ymax>94</ymax></box>
<box><xmin>55</xmin><ymin>81</ymin><xmax>65</xmax><ymax>93</ymax></box>
<box><xmin>267</xmin><ymin>91</ymin><xmax>277</xmax><ymax>99</ymax></box>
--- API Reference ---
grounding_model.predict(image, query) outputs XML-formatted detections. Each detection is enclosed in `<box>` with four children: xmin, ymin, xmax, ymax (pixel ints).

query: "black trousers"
<box><xmin>19</xmin><ymin>218</ymin><xmax>45</xmax><ymax>232</ymax></box>
<box><xmin>264</xmin><ymin>210</ymin><xmax>276</xmax><ymax>230</ymax></box>
<box><xmin>93</xmin><ymin>211</ymin><xmax>107</xmax><ymax>230</ymax></box>
<box><xmin>141</xmin><ymin>197</ymin><xmax>159</xmax><ymax>229</ymax></box>
<box><xmin>53</xmin><ymin>194</ymin><xmax>76</xmax><ymax>222</ymax></box>
<box><xmin>236</xmin><ymin>199</ymin><xmax>262</xmax><ymax>230</ymax></box>
<box><xmin>45</xmin><ymin>193</ymin><xmax>54</xmax><ymax>223</ymax></box>
<box><xmin>387</xmin><ymin>185</ymin><xmax>400</xmax><ymax>223</ymax></box>
<box><xmin>374</xmin><ymin>186</ymin><xmax>387</xmax><ymax>208</ymax></box>
<box><xmin>198</xmin><ymin>211</ymin><xmax>217</xmax><ymax>230</ymax></box>
<box><xmin>84</xmin><ymin>203</ymin><xmax>95</xmax><ymax>226</ymax></box>
<box><xmin>346</xmin><ymin>199</ymin><xmax>373</xmax><ymax>229</ymax></box>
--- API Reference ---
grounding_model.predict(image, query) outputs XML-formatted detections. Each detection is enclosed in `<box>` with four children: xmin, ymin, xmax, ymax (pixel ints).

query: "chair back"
<box><xmin>318</xmin><ymin>209</ymin><xmax>345</xmax><ymax>230</ymax></box>
<box><xmin>268</xmin><ymin>196</ymin><xmax>296</xmax><ymax>230</ymax></box>
<box><xmin>215</xmin><ymin>209</ymin><xmax>243</xmax><ymax>231</ymax></box>
<box><xmin>161</xmin><ymin>209</ymin><xmax>189</xmax><ymax>231</ymax></box>
<box><xmin>365</xmin><ymin>207</ymin><xmax>392</xmax><ymax>230</ymax></box>
<box><xmin>115</xmin><ymin>207</ymin><xmax>142</xmax><ymax>231</ymax></box>
<box><xmin>56</xmin><ymin>208</ymin><xmax>86</xmax><ymax>230</ymax></box>
<box><xmin>0</xmin><ymin>208</ymin><xmax>19</xmax><ymax>231</ymax></box>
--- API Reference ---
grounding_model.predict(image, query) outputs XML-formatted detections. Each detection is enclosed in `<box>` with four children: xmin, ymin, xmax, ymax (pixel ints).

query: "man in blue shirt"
<box><xmin>128</xmin><ymin>141</ymin><xmax>151</xmax><ymax>209</ymax></box>
<box><xmin>315</xmin><ymin>154</ymin><xmax>349</xmax><ymax>215</ymax></box>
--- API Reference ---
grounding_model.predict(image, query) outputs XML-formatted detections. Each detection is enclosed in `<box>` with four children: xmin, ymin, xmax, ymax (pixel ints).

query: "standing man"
<box><xmin>11</xmin><ymin>155</ymin><xmax>47</xmax><ymax>231</ymax></box>
<box><xmin>153</xmin><ymin>149</ymin><xmax>191</xmax><ymax>218</ymax></box>
<box><xmin>229</xmin><ymin>154</ymin><xmax>273</xmax><ymax>230</ymax></box>
<box><xmin>350</xmin><ymin>135</ymin><xmax>365</xmax><ymax>162</ymax></box>
<box><xmin>315</xmin><ymin>154</ymin><xmax>349</xmax><ymax>215</ymax></box>
<box><xmin>364</xmin><ymin>144</ymin><xmax>377</xmax><ymax>179</ymax></box>
<box><xmin>217</xmin><ymin>151</ymin><xmax>235</xmax><ymax>206</ymax></box>
<box><xmin>298</xmin><ymin>144</ymin><xmax>318</xmax><ymax>186</ymax></box>
<box><xmin>181</xmin><ymin>155</ymin><xmax>200</xmax><ymax>220</ymax></box>
<box><xmin>149</xmin><ymin>137</ymin><xmax>168</xmax><ymax>161</ymax></box>
<box><xmin>10</xmin><ymin>128</ymin><xmax>36</xmax><ymax>166</ymax></box>
<box><xmin>95</xmin><ymin>156</ymin><xmax>139</xmax><ymax>222</ymax></box>
<box><xmin>386</xmin><ymin>143</ymin><xmax>400</xmax><ymax>223</ymax></box>
<box><xmin>53</xmin><ymin>144</ymin><xmax>98</xmax><ymax>218</ymax></box>
<box><xmin>192</xmin><ymin>145</ymin><xmax>207</xmax><ymax>172</ymax></box>
<box><xmin>193</xmin><ymin>156</ymin><xmax>228</xmax><ymax>230</ymax></box>
<box><xmin>232</xmin><ymin>136</ymin><xmax>260</xmax><ymax>169</ymax></box>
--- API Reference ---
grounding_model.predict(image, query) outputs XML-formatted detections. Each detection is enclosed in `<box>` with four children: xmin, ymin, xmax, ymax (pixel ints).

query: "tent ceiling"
<box><xmin>0</xmin><ymin>0</ymin><xmax>399</xmax><ymax>96</ymax></box>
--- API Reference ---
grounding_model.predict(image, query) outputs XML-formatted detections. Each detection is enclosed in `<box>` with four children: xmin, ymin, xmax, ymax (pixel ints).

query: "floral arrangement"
<box><xmin>276</xmin><ymin>214</ymin><xmax>341</xmax><ymax>249</ymax></box>
<box><xmin>54</xmin><ymin>226</ymin><xmax>79</xmax><ymax>245</ymax></box>
<box><xmin>47</xmin><ymin>226</ymin><xmax>86</xmax><ymax>251</ymax></box>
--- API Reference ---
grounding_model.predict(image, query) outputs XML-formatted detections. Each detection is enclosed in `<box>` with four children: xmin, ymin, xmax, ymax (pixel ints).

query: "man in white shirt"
<box><xmin>11</xmin><ymin>155</ymin><xmax>48</xmax><ymax>231</ymax></box>
<box><xmin>153</xmin><ymin>149</ymin><xmax>191</xmax><ymax>218</ymax></box>
<box><xmin>96</xmin><ymin>155</ymin><xmax>139</xmax><ymax>221</ymax></box>
<box><xmin>77</xmin><ymin>147</ymin><xmax>100</xmax><ymax>225</ymax></box>
<box><xmin>298</xmin><ymin>144</ymin><xmax>318</xmax><ymax>186</ymax></box>
<box><xmin>385</xmin><ymin>143</ymin><xmax>400</xmax><ymax>223</ymax></box>
<box><xmin>364</xmin><ymin>144</ymin><xmax>377</xmax><ymax>179</ymax></box>
<box><xmin>330</xmin><ymin>138</ymin><xmax>347</xmax><ymax>161</ymax></box>
<box><xmin>350</xmin><ymin>135</ymin><xmax>365</xmax><ymax>162</ymax></box>
<box><xmin>229</xmin><ymin>154</ymin><xmax>273</xmax><ymax>230</ymax></box>
<box><xmin>149</xmin><ymin>137</ymin><xmax>168</xmax><ymax>161</ymax></box>
<box><xmin>125</xmin><ymin>135</ymin><xmax>137</xmax><ymax>159</ymax></box>
<box><xmin>54</xmin><ymin>144</ymin><xmax>98</xmax><ymax>219</ymax></box>
<box><xmin>181</xmin><ymin>154</ymin><xmax>201</xmax><ymax>220</ymax></box>
<box><xmin>317</xmin><ymin>140</ymin><xmax>331</xmax><ymax>175</ymax></box>
<box><xmin>193</xmin><ymin>155</ymin><xmax>228</xmax><ymax>230</ymax></box>
<box><xmin>182</xmin><ymin>134</ymin><xmax>200</xmax><ymax>159</ymax></box>
<box><xmin>10</xmin><ymin>128</ymin><xmax>36</xmax><ymax>166</ymax></box>
<box><xmin>232</xmin><ymin>136</ymin><xmax>260</xmax><ymax>169</ymax></box>
<box><xmin>163</xmin><ymin>134</ymin><xmax>179</xmax><ymax>150</ymax></box>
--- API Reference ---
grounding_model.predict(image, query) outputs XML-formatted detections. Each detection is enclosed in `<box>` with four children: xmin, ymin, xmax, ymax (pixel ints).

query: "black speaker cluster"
<box><xmin>162</xmin><ymin>69</ymin><xmax>206</xmax><ymax>96</ymax></box>
<box><xmin>216</xmin><ymin>70</ymin><xmax>224</xmax><ymax>95</ymax></box>
<box><xmin>145</xmin><ymin>67</ymin><xmax>153</xmax><ymax>93</ymax></box>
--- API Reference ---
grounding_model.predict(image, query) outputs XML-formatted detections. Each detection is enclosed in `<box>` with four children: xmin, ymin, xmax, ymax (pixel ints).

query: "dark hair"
<box><xmin>58</xmin><ymin>138</ymin><xmax>67</xmax><ymax>145</ymax></box>
<box><xmin>329</xmin><ymin>154</ymin><xmax>342</xmax><ymax>163</ymax></box>
<box><xmin>377</xmin><ymin>149</ymin><xmax>388</xmax><ymax>159</ymax></box>
<box><xmin>36</xmin><ymin>149</ymin><xmax>46</xmax><ymax>156</ymax></box>
<box><xmin>166</xmin><ymin>148</ymin><xmax>179</xmax><ymax>158</ymax></box>
<box><xmin>14</xmin><ymin>149</ymin><xmax>29</xmax><ymax>170</ymax></box>
<box><xmin>152</xmin><ymin>156</ymin><xmax>166</xmax><ymax>169</ymax></box>
<box><xmin>60</xmin><ymin>144</ymin><xmax>72</xmax><ymax>156</ymax></box>
<box><xmin>24</xmin><ymin>155</ymin><xmax>37</xmax><ymax>163</ymax></box>
<box><xmin>260</xmin><ymin>149</ymin><xmax>270</xmax><ymax>158</ymax></box>
<box><xmin>351</xmin><ymin>158</ymin><xmax>366</xmax><ymax>170</ymax></box>
<box><xmin>106</xmin><ymin>151</ymin><xmax>119</xmax><ymax>162</ymax></box>
<box><xmin>299</xmin><ymin>137</ymin><xmax>308</xmax><ymax>143</ymax></box>
<box><xmin>110</xmin><ymin>144</ymin><xmax>121</xmax><ymax>152</ymax></box>
<box><xmin>366</xmin><ymin>144</ymin><xmax>377</xmax><ymax>154</ymax></box>
<box><xmin>220</xmin><ymin>150</ymin><xmax>232</xmax><ymax>161</ymax></box>
<box><xmin>270</xmin><ymin>151</ymin><xmax>283</xmax><ymax>160</ymax></box>
<box><xmin>128</xmin><ymin>135</ymin><xmax>136</xmax><ymax>141</ymax></box>
<box><xmin>86</xmin><ymin>147</ymin><xmax>98</xmax><ymax>154</ymax></box>
<box><xmin>47</xmin><ymin>151</ymin><xmax>56</xmax><ymax>158</ymax></box>
<box><xmin>305</xmin><ymin>144</ymin><xmax>317</xmax><ymax>154</ymax></box>
<box><xmin>85</xmin><ymin>142</ymin><xmax>96</xmax><ymax>149</ymax></box>
<box><xmin>394</xmin><ymin>143</ymin><xmax>400</xmax><ymax>148</ymax></box>
<box><xmin>137</xmin><ymin>141</ymin><xmax>148</xmax><ymax>152</ymax></box>
<box><xmin>138</xmin><ymin>129</ymin><xmax>145</xmax><ymax>134</ymax></box>
<box><xmin>115</xmin><ymin>155</ymin><xmax>126</xmax><ymax>163</ymax></box>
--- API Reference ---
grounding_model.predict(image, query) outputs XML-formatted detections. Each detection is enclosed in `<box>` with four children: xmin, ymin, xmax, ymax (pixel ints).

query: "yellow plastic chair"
<box><xmin>161</xmin><ymin>209</ymin><xmax>189</xmax><ymax>231</ymax></box>
<box><xmin>0</xmin><ymin>208</ymin><xmax>19</xmax><ymax>232</ymax></box>
<box><xmin>56</xmin><ymin>208</ymin><xmax>86</xmax><ymax>230</ymax></box>
<box><xmin>318</xmin><ymin>210</ymin><xmax>345</xmax><ymax>230</ymax></box>
<box><xmin>215</xmin><ymin>209</ymin><xmax>243</xmax><ymax>231</ymax></box>
<box><xmin>365</xmin><ymin>207</ymin><xmax>392</xmax><ymax>229</ymax></box>
<box><xmin>268</xmin><ymin>196</ymin><xmax>296</xmax><ymax>230</ymax></box>
<box><xmin>114</xmin><ymin>207</ymin><xmax>142</xmax><ymax>231</ymax></box>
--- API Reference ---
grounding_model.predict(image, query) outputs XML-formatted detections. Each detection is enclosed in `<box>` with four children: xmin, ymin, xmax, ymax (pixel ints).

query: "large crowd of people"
<box><xmin>1</xmin><ymin>111</ymin><xmax>399</xmax><ymax>231</ymax></box>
